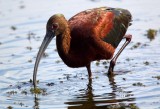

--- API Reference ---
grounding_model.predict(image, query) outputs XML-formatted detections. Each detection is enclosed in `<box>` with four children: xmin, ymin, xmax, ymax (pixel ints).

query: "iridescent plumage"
<box><xmin>33</xmin><ymin>7</ymin><xmax>132</xmax><ymax>88</ymax></box>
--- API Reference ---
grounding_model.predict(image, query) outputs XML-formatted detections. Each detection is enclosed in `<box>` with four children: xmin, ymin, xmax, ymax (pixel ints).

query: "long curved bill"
<box><xmin>33</xmin><ymin>31</ymin><xmax>55</xmax><ymax>88</ymax></box>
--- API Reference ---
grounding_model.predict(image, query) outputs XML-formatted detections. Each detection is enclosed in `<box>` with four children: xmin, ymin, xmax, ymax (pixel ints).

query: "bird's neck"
<box><xmin>56</xmin><ymin>26</ymin><xmax>71</xmax><ymax>63</ymax></box>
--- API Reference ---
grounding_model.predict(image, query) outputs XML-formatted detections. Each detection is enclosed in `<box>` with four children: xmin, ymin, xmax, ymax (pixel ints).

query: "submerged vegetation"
<box><xmin>143</xmin><ymin>61</ymin><xmax>150</xmax><ymax>65</ymax></box>
<box><xmin>7</xmin><ymin>90</ymin><xmax>17</xmax><ymax>95</ymax></box>
<box><xmin>146</xmin><ymin>29</ymin><xmax>157</xmax><ymax>40</ymax></box>
<box><xmin>7</xmin><ymin>106</ymin><xmax>13</xmax><ymax>109</ymax></box>
<box><xmin>106</xmin><ymin>103</ymin><xmax>139</xmax><ymax>109</ymax></box>
<box><xmin>10</xmin><ymin>26</ymin><xmax>17</xmax><ymax>31</ymax></box>
<box><xmin>6</xmin><ymin>79</ymin><xmax>47</xmax><ymax>96</ymax></box>
<box><xmin>152</xmin><ymin>76</ymin><xmax>160</xmax><ymax>80</ymax></box>
<box><xmin>30</xmin><ymin>87</ymin><xmax>47</xmax><ymax>95</ymax></box>
<box><xmin>130</xmin><ymin>42</ymin><xmax>141</xmax><ymax>49</ymax></box>
<box><xmin>132</xmin><ymin>82</ymin><xmax>145</xmax><ymax>87</ymax></box>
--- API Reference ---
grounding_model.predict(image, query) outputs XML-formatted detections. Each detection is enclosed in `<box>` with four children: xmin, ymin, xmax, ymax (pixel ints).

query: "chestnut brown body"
<box><xmin>33</xmin><ymin>7</ymin><xmax>132</xmax><ymax>88</ymax></box>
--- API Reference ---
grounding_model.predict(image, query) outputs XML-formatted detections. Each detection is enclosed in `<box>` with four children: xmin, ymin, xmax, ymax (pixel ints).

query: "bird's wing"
<box><xmin>69</xmin><ymin>7</ymin><xmax>132</xmax><ymax>48</ymax></box>
<box><xmin>99</xmin><ymin>7</ymin><xmax>132</xmax><ymax>48</ymax></box>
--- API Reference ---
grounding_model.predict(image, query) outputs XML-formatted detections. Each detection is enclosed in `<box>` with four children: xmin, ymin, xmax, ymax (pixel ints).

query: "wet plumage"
<box><xmin>33</xmin><ymin>7</ymin><xmax>132</xmax><ymax>88</ymax></box>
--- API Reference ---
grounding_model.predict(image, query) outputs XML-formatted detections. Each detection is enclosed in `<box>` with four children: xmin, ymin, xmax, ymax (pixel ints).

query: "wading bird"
<box><xmin>33</xmin><ymin>7</ymin><xmax>132</xmax><ymax>88</ymax></box>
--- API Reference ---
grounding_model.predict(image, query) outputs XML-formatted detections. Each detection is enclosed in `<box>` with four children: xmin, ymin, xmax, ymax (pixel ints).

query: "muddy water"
<box><xmin>0</xmin><ymin>0</ymin><xmax>160</xmax><ymax>109</ymax></box>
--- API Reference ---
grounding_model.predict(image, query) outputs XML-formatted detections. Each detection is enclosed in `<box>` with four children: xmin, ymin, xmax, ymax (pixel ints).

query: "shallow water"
<box><xmin>0</xmin><ymin>0</ymin><xmax>160</xmax><ymax>109</ymax></box>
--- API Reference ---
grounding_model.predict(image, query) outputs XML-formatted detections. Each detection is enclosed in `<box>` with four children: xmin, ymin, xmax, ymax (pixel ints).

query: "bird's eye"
<box><xmin>52</xmin><ymin>23</ymin><xmax>59</xmax><ymax>30</ymax></box>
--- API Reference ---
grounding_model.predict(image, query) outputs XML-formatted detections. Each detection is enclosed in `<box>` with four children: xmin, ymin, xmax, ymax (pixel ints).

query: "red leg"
<box><xmin>108</xmin><ymin>34</ymin><xmax>132</xmax><ymax>76</ymax></box>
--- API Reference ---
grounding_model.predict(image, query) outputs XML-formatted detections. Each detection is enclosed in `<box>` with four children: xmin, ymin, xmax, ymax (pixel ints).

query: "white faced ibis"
<box><xmin>33</xmin><ymin>7</ymin><xmax>132</xmax><ymax>88</ymax></box>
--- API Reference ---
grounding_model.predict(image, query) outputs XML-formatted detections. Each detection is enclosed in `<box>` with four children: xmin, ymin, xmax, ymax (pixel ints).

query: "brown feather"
<box><xmin>55</xmin><ymin>7</ymin><xmax>132</xmax><ymax>68</ymax></box>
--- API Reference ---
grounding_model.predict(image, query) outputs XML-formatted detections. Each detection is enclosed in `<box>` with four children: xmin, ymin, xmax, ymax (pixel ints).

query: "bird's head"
<box><xmin>46</xmin><ymin>14</ymin><xmax>68</xmax><ymax>36</ymax></box>
<box><xmin>33</xmin><ymin>14</ymin><xmax>67</xmax><ymax>88</ymax></box>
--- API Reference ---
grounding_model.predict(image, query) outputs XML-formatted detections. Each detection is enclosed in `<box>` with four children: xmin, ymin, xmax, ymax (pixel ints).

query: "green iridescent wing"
<box><xmin>102</xmin><ymin>8</ymin><xmax>132</xmax><ymax>48</ymax></box>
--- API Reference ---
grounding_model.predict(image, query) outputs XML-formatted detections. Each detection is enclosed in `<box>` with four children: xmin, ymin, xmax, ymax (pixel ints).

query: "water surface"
<box><xmin>0</xmin><ymin>0</ymin><xmax>160</xmax><ymax>109</ymax></box>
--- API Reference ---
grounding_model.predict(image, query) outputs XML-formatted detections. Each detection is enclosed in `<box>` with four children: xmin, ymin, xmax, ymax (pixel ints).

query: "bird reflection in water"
<box><xmin>32</xmin><ymin>75</ymin><xmax>138</xmax><ymax>109</ymax></box>
<box><xmin>33</xmin><ymin>95</ymin><xmax>40</xmax><ymax>109</ymax></box>
<box><xmin>65</xmin><ymin>75</ymin><xmax>137</xmax><ymax>109</ymax></box>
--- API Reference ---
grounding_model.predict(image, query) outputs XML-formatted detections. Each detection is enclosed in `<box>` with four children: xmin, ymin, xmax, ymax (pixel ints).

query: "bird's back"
<box><xmin>69</xmin><ymin>7</ymin><xmax>132</xmax><ymax>48</ymax></box>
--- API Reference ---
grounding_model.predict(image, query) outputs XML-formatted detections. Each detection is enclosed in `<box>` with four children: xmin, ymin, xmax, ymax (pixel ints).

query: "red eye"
<box><xmin>52</xmin><ymin>23</ymin><xmax>59</xmax><ymax>29</ymax></box>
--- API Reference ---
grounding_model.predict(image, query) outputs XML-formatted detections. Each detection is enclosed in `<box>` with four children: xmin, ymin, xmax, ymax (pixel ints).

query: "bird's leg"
<box><xmin>86</xmin><ymin>63</ymin><xmax>92</xmax><ymax>79</ymax></box>
<box><xmin>108</xmin><ymin>34</ymin><xmax>132</xmax><ymax>76</ymax></box>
